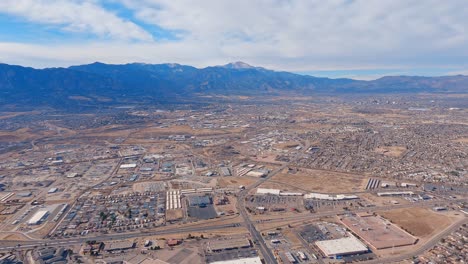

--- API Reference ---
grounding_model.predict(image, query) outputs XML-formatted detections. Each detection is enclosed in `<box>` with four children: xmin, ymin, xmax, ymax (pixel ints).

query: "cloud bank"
<box><xmin>0</xmin><ymin>0</ymin><xmax>467</xmax><ymax>77</ymax></box>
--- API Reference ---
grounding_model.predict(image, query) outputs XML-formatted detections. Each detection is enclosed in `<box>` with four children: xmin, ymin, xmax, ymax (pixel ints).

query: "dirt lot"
<box><xmin>217</xmin><ymin>177</ymin><xmax>257</xmax><ymax>188</ymax></box>
<box><xmin>379</xmin><ymin>208</ymin><xmax>455</xmax><ymax>238</ymax></box>
<box><xmin>375</xmin><ymin>146</ymin><xmax>407</xmax><ymax>157</ymax></box>
<box><xmin>130</xmin><ymin>125</ymin><xmax>245</xmax><ymax>138</ymax></box>
<box><xmin>264</xmin><ymin>168</ymin><xmax>366</xmax><ymax>193</ymax></box>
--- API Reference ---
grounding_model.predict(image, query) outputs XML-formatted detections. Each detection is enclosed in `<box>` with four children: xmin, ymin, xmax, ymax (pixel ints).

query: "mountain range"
<box><xmin>0</xmin><ymin>61</ymin><xmax>467</xmax><ymax>109</ymax></box>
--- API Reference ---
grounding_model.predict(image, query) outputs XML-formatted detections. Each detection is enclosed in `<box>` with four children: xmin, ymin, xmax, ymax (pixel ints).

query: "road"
<box><xmin>0</xmin><ymin>223</ymin><xmax>239</xmax><ymax>251</ymax></box>
<box><xmin>236</xmin><ymin>142</ymin><xmax>309</xmax><ymax>264</ymax></box>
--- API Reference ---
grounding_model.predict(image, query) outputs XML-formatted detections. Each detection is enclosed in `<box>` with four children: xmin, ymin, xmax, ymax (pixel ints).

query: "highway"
<box><xmin>0</xmin><ymin>223</ymin><xmax>239</xmax><ymax>251</ymax></box>
<box><xmin>235</xmin><ymin>141</ymin><xmax>311</xmax><ymax>264</ymax></box>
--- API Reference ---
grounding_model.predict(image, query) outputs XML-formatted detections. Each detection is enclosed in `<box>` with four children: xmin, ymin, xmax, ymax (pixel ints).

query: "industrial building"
<box><xmin>256</xmin><ymin>188</ymin><xmax>280</xmax><ymax>195</ymax></box>
<box><xmin>207</xmin><ymin>237</ymin><xmax>251</xmax><ymax>252</ymax></box>
<box><xmin>209</xmin><ymin>256</ymin><xmax>262</xmax><ymax>264</ymax></box>
<box><xmin>28</xmin><ymin>210</ymin><xmax>49</xmax><ymax>225</ymax></box>
<box><xmin>340</xmin><ymin>215</ymin><xmax>417</xmax><ymax>250</ymax></box>
<box><xmin>220</xmin><ymin>167</ymin><xmax>231</xmax><ymax>176</ymax></box>
<box><xmin>120</xmin><ymin>163</ymin><xmax>137</xmax><ymax>169</ymax></box>
<box><xmin>166</xmin><ymin>190</ymin><xmax>181</xmax><ymax>210</ymax></box>
<box><xmin>104</xmin><ymin>240</ymin><xmax>135</xmax><ymax>252</ymax></box>
<box><xmin>315</xmin><ymin>235</ymin><xmax>368</xmax><ymax>258</ymax></box>
<box><xmin>377</xmin><ymin>191</ymin><xmax>414</xmax><ymax>197</ymax></box>
<box><xmin>304</xmin><ymin>193</ymin><xmax>358</xmax><ymax>200</ymax></box>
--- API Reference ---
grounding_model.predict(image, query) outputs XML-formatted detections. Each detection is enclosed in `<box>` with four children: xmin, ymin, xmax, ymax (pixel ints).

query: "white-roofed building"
<box><xmin>315</xmin><ymin>234</ymin><xmax>368</xmax><ymax>258</ymax></box>
<box><xmin>120</xmin><ymin>164</ymin><xmax>137</xmax><ymax>169</ymax></box>
<box><xmin>28</xmin><ymin>210</ymin><xmax>49</xmax><ymax>225</ymax></box>
<box><xmin>256</xmin><ymin>188</ymin><xmax>280</xmax><ymax>195</ymax></box>
<box><xmin>209</xmin><ymin>256</ymin><xmax>262</xmax><ymax>264</ymax></box>
<box><xmin>304</xmin><ymin>193</ymin><xmax>358</xmax><ymax>200</ymax></box>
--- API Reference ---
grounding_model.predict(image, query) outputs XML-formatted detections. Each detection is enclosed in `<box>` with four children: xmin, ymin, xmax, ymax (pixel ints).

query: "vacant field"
<box><xmin>0</xmin><ymin>111</ymin><xmax>41</xmax><ymax>120</ymax></box>
<box><xmin>265</xmin><ymin>168</ymin><xmax>366</xmax><ymax>193</ymax></box>
<box><xmin>217</xmin><ymin>177</ymin><xmax>257</xmax><ymax>188</ymax></box>
<box><xmin>131</xmin><ymin>125</ymin><xmax>245</xmax><ymax>138</ymax></box>
<box><xmin>375</xmin><ymin>146</ymin><xmax>407</xmax><ymax>157</ymax></box>
<box><xmin>273</xmin><ymin>141</ymin><xmax>301</xmax><ymax>150</ymax></box>
<box><xmin>453</xmin><ymin>137</ymin><xmax>468</xmax><ymax>143</ymax></box>
<box><xmin>380</xmin><ymin>208</ymin><xmax>454</xmax><ymax>238</ymax></box>
<box><xmin>0</xmin><ymin>127</ymin><xmax>54</xmax><ymax>142</ymax></box>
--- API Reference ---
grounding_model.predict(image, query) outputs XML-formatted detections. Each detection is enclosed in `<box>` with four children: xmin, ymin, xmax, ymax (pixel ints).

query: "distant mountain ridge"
<box><xmin>0</xmin><ymin>62</ymin><xmax>467</xmax><ymax>109</ymax></box>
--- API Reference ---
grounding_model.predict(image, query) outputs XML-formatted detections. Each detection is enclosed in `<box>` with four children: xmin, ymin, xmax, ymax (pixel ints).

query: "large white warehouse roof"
<box><xmin>28</xmin><ymin>210</ymin><xmax>49</xmax><ymax>225</ymax></box>
<box><xmin>315</xmin><ymin>235</ymin><xmax>368</xmax><ymax>257</ymax></box>
<box><xmin>256</xmin><ymin>188</ymin><xmax>280</xmax><ymax>195</ymax></box>
<box><xmin>210</xmin><ymin>256</ymin><xmax>262</xmax><ymax>264</ymax></box>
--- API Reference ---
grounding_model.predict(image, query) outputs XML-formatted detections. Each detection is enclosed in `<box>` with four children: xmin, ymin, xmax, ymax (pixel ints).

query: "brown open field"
<box><xmin>166</xmin><ymin>209</ymin><xmax>184</xmax><ymax>221</ymax></box>
<box><xmin>217</xmin><ymin>177</ymin><xmax>257</xmax><ymax>188</ymax></box>
<box><xmin>0</xmin><ymin>127</ymin><xmax>50</xmax><ymax>142</ymax></box>
<box><xmin>453</xmin><ymin>137</ymin><xmax>468</xmax><ymax>143</ymax></box>
<box><xmin>273</xmin><ymin>141</ymin><xmax>300</xmax><ymax>150</ymax></box>
<box><xmin>263</xmin><ymin>168</ymin><xmax>366</xmax><ymax>193</ymax></box>
<box><xmin>379</xmin><ymin>208</ymin><xmax>455</xmax><ymax>238</ymax></box>
<box><xmin>131</xmin><ymin>125</ymin><xmax>245</xmax><ymax>137</ymax></box>
<box><xmin>375</xmin><ymin>146</ymin><xmax>407</xmax><ymax>157</ymax></box>
<box><xmin>0</xmin><ymin>111</ymin><xmax>41</xmax><ymax>120</ymax></box>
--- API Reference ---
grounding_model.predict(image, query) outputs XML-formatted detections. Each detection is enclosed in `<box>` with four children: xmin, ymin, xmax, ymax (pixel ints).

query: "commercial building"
<box><xmin>377</xmin><ymin>191</ymin><xmax>414</xmax><ymax>197</ymax></box>
<box><xmin>304</xmin><ymin>193</ymin><xmax>358</xmax><ymax>200</ymax></box>
<box><xmin>105</xmin><ymin>240</ymin><xmax>135</xmax><ymax>252</ymax></box>
<box><xmin>120</xmin><ymin>164</ymin><xmax>137</xmax><ymax>169</ymax></box>
<box><xmin>256</xmin><ymin>188</ymin><xmax>280</xmax><ymax>195</ymax></box>
<box><xmin>340</xmin><ymin>215</ymin><xmax>417</xmax><ymax>250</ymax></box>
<box><xmin>28</xmin><ymin>210</ymin><xmax>49</xmax><ymax>225</ymax></box>
<box><xmin>207</xmin><ymin>237</ymin><xmax>251</xmax><ymax>252</ymax></box>
<box><xmin>209</xmin><ymin>256</ymin><xmax>262</xmax><ymax>264</ymax></box>
<box><xmin>166</xmin><ymin>190</ymin><xmax>181</xmax><ymax>210</ymax></box>
<box><xmin>315</xmin><ymin>235</ymin><xmax>368</xmax><ymax>258</ymax></box>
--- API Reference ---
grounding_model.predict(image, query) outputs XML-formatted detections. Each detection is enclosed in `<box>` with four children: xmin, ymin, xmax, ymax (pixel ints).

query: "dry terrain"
<box><xmin>264</xmin><ymin>168</ymin><xmax>366</xmax><ymax>193</ymax></box>
<box><xmin>375</xmin><ymin>146</ymin><xmax>407</xmax><ymax>157</ymax></box>
<box><xmin>379</xmin><ymin>208</ymin><xmax>456</xmax><ymax>238</ymax></box>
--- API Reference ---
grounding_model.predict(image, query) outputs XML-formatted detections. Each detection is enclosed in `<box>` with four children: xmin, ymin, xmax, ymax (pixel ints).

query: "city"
<box><xmin>0</xmin><ymin>94</ymin><xmax>466</xmax><ymax>263</ymax></box>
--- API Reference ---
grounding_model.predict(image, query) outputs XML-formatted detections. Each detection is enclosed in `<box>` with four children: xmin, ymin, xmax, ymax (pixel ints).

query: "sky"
<box><xmin>0</xmin><ymin>0</ymin><xmax>467</xmax><ymax>80</ymax></box>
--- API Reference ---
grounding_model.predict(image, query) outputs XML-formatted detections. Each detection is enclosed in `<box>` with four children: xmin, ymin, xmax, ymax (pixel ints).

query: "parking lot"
<box><xmin>247</xmin><ymin>195</ymin><xmax>303</xmax><ymax>211</ymax></box>
<box><xmin>304</xmin><ymin>199</ymin><xmax>358</xmax><ymax>212</ymax></box>
<box><xmin>205</xmin><ymin>248</ymin><xmax>259</xmax><ymax>263</ymax></box>
<box><xmin>187</xmin><ymin>205</ymin><xmax>217</xmax><ymax>220</ymax></box>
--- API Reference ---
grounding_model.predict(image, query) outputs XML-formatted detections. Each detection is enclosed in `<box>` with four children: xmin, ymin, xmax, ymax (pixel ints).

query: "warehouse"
<box><xmin>105</xmin><ymin>240</ymin><xmax>135</xmax><ymax>252</ymax></box>
<box><xmin>28</xmin><ymin>210</ymin><xmax>49</xmax><ymax>225</ymax></box>
<box><xmin>207</xmin><ymin>237</ymin><xmax>251</xmax><ymax>252</ymax></box>
<box><xmin>304</xmin><ymin>193</ymin><xmax>358</xmax><ymax>200</ymax></box>
<box><xmin>377</xmin><ymin>191</ymin><xmax>414</xmax><ymax>197</ymax></box>
<box><xmin>209</xmin><ymin>256</ymin><xmax>262</xmax><ymax>264</ymax></box>
<box><xmin>315</xmin><ymin>235</ymin><xmax>368</xmax><ymax>258</ymax></box>
<box><xmin>256</xmin><ymin>188</ymin><xmax>280</xmax><ymax>195</ymax></box>
<box><xmin>120</xmin><ymin>164</ymin><xmax>137</xmax><ymax>169</ymax></box>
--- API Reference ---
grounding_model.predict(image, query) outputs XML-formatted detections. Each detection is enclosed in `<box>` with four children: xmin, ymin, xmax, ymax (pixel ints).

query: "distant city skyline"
<box><xmin>1</xmin><ymin>0</ymin><xmax>467</xmax><ymax>80</ymax></box>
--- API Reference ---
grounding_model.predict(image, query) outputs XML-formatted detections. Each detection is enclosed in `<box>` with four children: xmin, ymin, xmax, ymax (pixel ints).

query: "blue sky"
<box><xmin>0</xmin><ymin>0</ymin><xmax>467</xmax><ymax>80</ymax></box>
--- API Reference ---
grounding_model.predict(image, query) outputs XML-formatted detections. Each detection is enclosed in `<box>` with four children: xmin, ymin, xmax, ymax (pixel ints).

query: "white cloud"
<box><xmin>116</xmin><ymin>0</ymin><xmax>468</xmax><ymax>70</ymax></box>
<box><xmin>0</xmin><ymin>0</ymin><xmax>468</xmax><ymax>74</ymax></box>
<box><xmin>0</xmin><ymin>0</ymin><xmax>152</xmax><ymax>41</ymax></box>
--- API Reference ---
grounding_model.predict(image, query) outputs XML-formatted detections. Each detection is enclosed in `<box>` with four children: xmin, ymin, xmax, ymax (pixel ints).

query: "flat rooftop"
<box><xmin>315</xmin><ymin>235</ymin><xmax>368</xmax><ymax>257</ymax></box>
<box><xmin>209</xmin><ymin>256</ymin><xmax>262</xmax><ymax>264</ymax></box>
<box><xmin>340</xmin><ymin>215</ymin><xmax>417</xmax><ymax>250</ymax></box>
<box><xmin>208</xmin><ymin>237</ymin><xmax>251</xmax><ymax>252</ymax></box>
